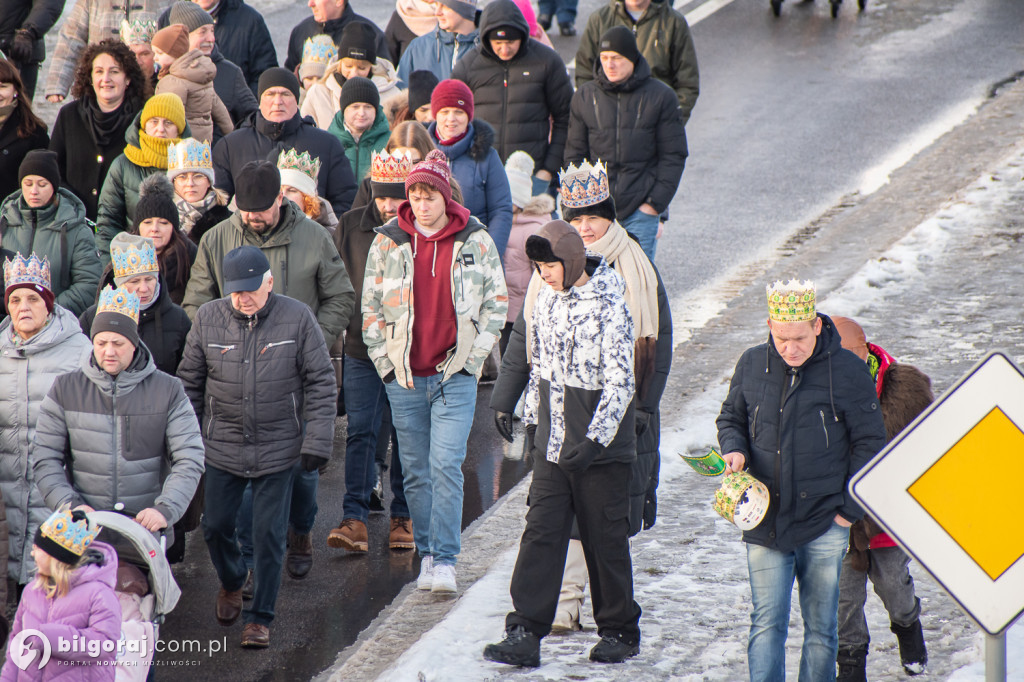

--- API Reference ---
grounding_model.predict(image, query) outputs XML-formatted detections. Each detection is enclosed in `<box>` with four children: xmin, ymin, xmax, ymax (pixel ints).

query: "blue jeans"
<box><xmin>344</xmin><ymin>356</ymin><xmax>409</xmax><ymax>520</ymax></box>
<box><xmin>237</xmin><ymin>463</ymin><xmax>318</xmax><ymax>570</ymax></box>
<box><xmin>746</xmin><ymin>522</ymin><xmax>850</xmax><ymax>682</ymax></box>
<box><xmin>619</xmin><ymin>209</ymin><xmax>660</xmax><ymax>262</ymax></box>
<box><xmin>537</xmin><ymin>0</ymin><xmax>577</xmax><ymax>25</ymax></box>
<box><xmin>203</xmin><ymin>464</ymin><xmax>294</xmax><ymax>626</ymax></box>
<box><xmin>385</xmin><ymin>372</ymin><xmax>477</xmax><ymax>566</ymax></box>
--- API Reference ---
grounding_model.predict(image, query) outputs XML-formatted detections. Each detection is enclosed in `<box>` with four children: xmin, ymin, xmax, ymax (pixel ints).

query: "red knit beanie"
<box><xmin>405</xmin><ymin>150</ymin><xmax>453</xmax><ymax>204</ymax></box>
<box><xmin>431</xmin><ymin>79</ymin><xmax>474</xmax><ymax>120</ymax></box>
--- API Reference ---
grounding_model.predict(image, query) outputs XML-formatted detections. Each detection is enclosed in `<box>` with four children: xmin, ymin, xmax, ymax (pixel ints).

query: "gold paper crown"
<box><xmin>3</xmin><ymin>253</ymin><xmax>51</xmax><ymax>292</ymax></box>
<box><xmin>97</xmin><ymin>286</ymin><xmax>140</xmax><ymax>324</ymax></box>
<box><xmin>38</xmin><ymin>509</ymin><xmax>101</xmax><ymax>563</ymax></box>
<box><xmin>559</xmin><ymin>160</ymin><xmax>610</xmax><ymax>209</ymax></box>
<box><xmin>766</xmin><ymin>280</ymin><xmax>816</xmax><ymax>322</ymax></box>
<box><xmin>276</xmin><ymin>148</ymin><xmax>321</xmax><ymax>182</ymax></box>
<box><xmin>302</xmin><ymin>34</ymin><xmax>338</xmax><ymax>66</ymax></box>
<box><xmin>370</xmin><ymin>149</ymin><xmax>414</xmax><ymax>185</ymax></box>
<box><xmin>111</xmin><ymin>239</ymin><xmax>159</xmax><ymax>280</ymax></box>
<box><xmin>168</xmin><ymin>138</ymin><xmax>213</xmax><ymax>172</ymax></box>
<box><xmin>120</xmin><ymin>18</ymin><xmax>158</xmax><ymax>45</ymax></box>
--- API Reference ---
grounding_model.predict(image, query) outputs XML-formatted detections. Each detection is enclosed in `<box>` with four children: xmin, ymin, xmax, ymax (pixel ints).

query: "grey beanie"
<box><xmin>168</xmin><ymin>1</ymin><xmax>214</xmax><ymax>32</ymax></box>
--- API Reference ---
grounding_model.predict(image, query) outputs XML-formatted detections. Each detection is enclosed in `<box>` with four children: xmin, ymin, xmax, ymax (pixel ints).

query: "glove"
<box><xmin>494</xmin><ymin>411</ymin><xmax>514</xmax><ymax>443</ymax></box>
<box><xmin>635</xmin><ymin>410</ymin><xmax>652</xmax><ymax>438</ymax></box>
<box><xmin>382</xmin><ymin>370</ymin><xmax>396</xmax><ymax>384</ymax></box>
<box><xmin>301</xmin><ymin>453</ymin><xmax>329</xmax><ymax>472</ymax></box>
<box><xmin>525</xmin><ymin>424</ymin><xmax>537</xmax><ymax>456</ymax></box>
<box><xmin>559</xmin><ymin>439</ymin><xmax>603</xmax><ymax>473</ymax></box>
<box><xmin>10</xmin><ymin>29</ymin><xmax>35</xmax><ymax>63</ymax></box>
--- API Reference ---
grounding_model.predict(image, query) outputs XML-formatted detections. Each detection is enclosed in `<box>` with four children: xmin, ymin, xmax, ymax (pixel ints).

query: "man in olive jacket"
<box><xmin>177</xmin><ymin>246</ymin><xmax>336</xmax><ymax>649</ymax></box>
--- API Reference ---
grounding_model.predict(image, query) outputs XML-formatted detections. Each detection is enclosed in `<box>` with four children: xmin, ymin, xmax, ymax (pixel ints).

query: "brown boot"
<box><xmin>215</xmin><ymin>587</ymin><xmax>243</xmax><ymax>626</ymax></box>
<box><xmin>286</xmin><ymin>529</ymin><xmax>313</xmax><ymax>579</ymax></box>
<box><xmin>326</xmin><ymin>519</ymin><xmax>368</xmax><ymax>552</ymax></box>
<box><xmin>389</xmin><ymin>517</ymin><xmax>414</xmax><ymax>550</ymax></box>
<box><xmin>240</xmin><ymin>623</ymin><xmax>270</xmax><ymax>648</ymax></box>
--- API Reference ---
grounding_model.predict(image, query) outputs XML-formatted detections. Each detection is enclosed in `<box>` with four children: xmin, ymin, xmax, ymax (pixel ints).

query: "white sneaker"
<box><xmin>416</xmin><ymin>555</ymin><xmax>434</xmax><ymax>590</ymax></box>
<box><xmin>431</xmin><ymin>563</ymin><xmax>457</xmax><ymax>593</ymax></box>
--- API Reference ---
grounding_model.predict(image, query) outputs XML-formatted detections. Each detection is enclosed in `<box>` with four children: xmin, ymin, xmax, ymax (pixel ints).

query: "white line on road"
<box><xmin>683</xmin><ymin>0</ymin><xmax>740</xmax><ymax>25</ymax></box>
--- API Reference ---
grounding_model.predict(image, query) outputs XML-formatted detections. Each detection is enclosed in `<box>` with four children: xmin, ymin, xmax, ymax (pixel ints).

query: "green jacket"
<box><xmin>575</xmin><ymin>0</ymin><xmax>700</xmax><ymax>124</ymax></box>
<box><xmin>181</xmin><ymin>200</ymin><xmax>355</xmax><ymax>348</ymax></box>
<box><xmin>327</xmin><ymin>105</ymin><xmax>393</xmax><ymax>182</ymax></box>
<box><xmin>0</xmin><ymin>187</ymin><xmax>103</xmax><ymax>316</ymax></box>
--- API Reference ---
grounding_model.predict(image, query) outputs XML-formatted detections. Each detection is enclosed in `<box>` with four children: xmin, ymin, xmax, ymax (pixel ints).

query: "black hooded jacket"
<box><xmin>335</xmin><ymin>195</ymin><xmax>386</xmax><ymax>360</ymax></box>
<box><xmin>284</xmin><ymin>4</ymin><xmax>391</xmax><ymax>72</ymax></box>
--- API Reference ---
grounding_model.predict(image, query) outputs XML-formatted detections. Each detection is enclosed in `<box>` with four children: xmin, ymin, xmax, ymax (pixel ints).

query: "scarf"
<box><xmin>174</xmin><ymin>190</ymin><xmax>218</xmax><ymax>235</ymax></box>
<box><xmin>123</xmin><ymin>130</ymin><xmax>178</xmax><ymax>169</ymax></box>
<box><xmin>80</xmin><ymin>97</ymin><xmax>135</xmax><ymax>148</ymax></box>
<box><xmin>396</xmin><ymin>0</ymin><xmax>439</xmax><ymax>36</ymax></box>
<box><xmin>0</xmin><ymin>103</ymin><xmax>15</xmax><ymax>128</ymax></box>
<box><xmin>9</xmin><ymin>314</ymin><xmax>54</xmax><ymax>348</ymax></box>
<box><xmin>140</xmin><ymin>280</ymin><xmax>161</xmax><ymax>311</ymax></box>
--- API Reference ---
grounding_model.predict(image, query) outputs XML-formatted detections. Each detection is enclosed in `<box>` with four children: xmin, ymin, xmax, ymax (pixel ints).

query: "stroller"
<box><xmin>770</xmin><ymin>0</ymin><xmax>867</xmax><ymax>18</ymax></box>
<box><xmin>90</xmin><ymin>510</ymin><xmax>181</xmax><ymax>681</ymax></box>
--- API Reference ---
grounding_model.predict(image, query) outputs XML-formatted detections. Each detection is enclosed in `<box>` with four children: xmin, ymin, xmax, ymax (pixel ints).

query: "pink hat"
<box><xmin>405</xmin><ymin>149</ymin><xmax>453</xmax><ymax>204</ymax></box>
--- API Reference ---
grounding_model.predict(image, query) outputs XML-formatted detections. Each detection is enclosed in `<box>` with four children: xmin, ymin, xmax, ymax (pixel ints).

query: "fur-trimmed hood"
<box><xmin>522</xmin><ymin>192</ymin><xmax>555</xmax><ymax>216</ymax></box>
<box><xmin>468</xmin><ymin>119</ymin><xmax>496</xmax><ymax>162</ymax></box>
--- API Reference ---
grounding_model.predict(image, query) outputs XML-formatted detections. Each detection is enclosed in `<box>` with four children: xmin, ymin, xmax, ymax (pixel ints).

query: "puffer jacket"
<box><xmin>525</xmin><ymin>255</ymin><xmax>636</xmax><ymax>464</ymax></box>
<box><xmin>429</xmin><ymin>119</ymin><xmax>513</xmax><ymax>256</ymax></box>
<box><xmin>362</xmin><ymin>214</ymin><xmax>508</xmax><ymax>388</ymax></box>
<box><xmin>575</xmin><ymin>0</ymin><xmax>699</xmax><ymax>124</ymax></box>
<box><xmin>0</xmin><ymin>306</ymin><xmax>92</xmax><ymax>584</ymax></box>
<box><xmin>31</xmin><ymin>343</ymin><xmax>205</xmax><ymax>526</ymax></box>
<box><xmin>328</xmin><ymin>104</ymin><xmax>393</xmax><ymax>182</ymax></box>
<box><xmin>181</xmin><ymin>200</ymin><xmax>355</xmax><ymax>348</ymax></box>
<box><xmin>43</xmin><ymin>0</ymin><xmax>165</xmax><ymax>98</ymax></box>
<box><xmin>176</xmin><ymin>292</ymin><xmax>336</xmax><ymax>478</ymax></box>
<box><xmin>284</xmin><ymin>6</ymin><xmax>391</xmax><ymax>72</ymax></box>
<box><xmin>565</xmin><ymin>56</ymin><xmax>687</xmax><ymax>220</ymax></box>
<box><xmin>1</xmin><ymin>542</ymin><xmax>121</xmax><ymax>682</ymax></box>
<box><xmin>0</xmin><ymin>106</ymin><xmax>50</xmax><ymax>206</ymax></box>
<box><xmin>503</xmin><ymin>194</ymin><xmax>553</xmax><ymax>323</ymax></box>
<box><xmin>0</xmin><ymin>188</ymin><xmax>103</xmax><ymax>317</ymax></box>
<box><xmin>209</xmin><ymin>48</ymin><xmax>259</xmax><ymax>133</ymax></box>
<box><xmin>300</xmin><ymin>58</ymin><xmax>404</xmax><ymax>131</ymax></box>
<box><xmin>716</xmin><ymin>314</ymin><xmax>887</xmax><ymax>553</ymax></box>
<box><xmin>451</xmin><ymin>0</ymin><xmax>573</xmax><ymax>175</ymax></box>
<box><xmin>396</xmin><ymin>25</ymin><xmax>478</xmax><ymax>86</ymax></box>
<box><xmin>155</xmin><ymin>49</ymin><xmax>234</xmax><ymax>145</ymax></box>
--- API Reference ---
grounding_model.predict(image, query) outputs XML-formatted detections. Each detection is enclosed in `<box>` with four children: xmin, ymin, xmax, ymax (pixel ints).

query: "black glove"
<box><xmin>494</xmin><ymin>411</ymin><xmax>514</xmax><ymax>442</ymax></box>
<box><xmin>525</xmin><ymin>424</ymin><xmax>537</xmax><ymax>456</ymax></box>
<box><xmin>382</xmin><ymin>370</ymin><xmax>396</xmax><ymax>384</ymax></box>
<box><xmin>9</xmin><ymin>29</ymin><xmax>35</xmax><ymax>63</ymax></box>
<box><xmin>635</xmin><ymin>410</ymin><xmax>652</xmax><ymax>438</ymax></box>
<box><xmin>559</xmin><ymin>439</ymin><xmax>603</xmax><ymax>473</ymax></box>
<box><xmin>301</xmin><ymin>453</ymin><xmax>329</xmax><ymax>472</ymax></box>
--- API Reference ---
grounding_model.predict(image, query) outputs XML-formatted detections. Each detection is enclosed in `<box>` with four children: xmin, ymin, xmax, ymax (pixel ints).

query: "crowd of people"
<box><xmin>0</xmin><ymin>0</ymin><xmax>924</xmax><ymax>679</ymax></box>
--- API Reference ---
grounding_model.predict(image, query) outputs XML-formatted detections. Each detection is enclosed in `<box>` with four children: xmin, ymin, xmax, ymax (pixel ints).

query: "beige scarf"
<box><xmin>396</xmin><ymin>0</ymin><xmax>439</xmax><ymax>36</ymax></box>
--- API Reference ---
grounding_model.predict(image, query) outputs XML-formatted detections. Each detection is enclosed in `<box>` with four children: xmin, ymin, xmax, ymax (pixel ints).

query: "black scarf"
<box><xmin>79</xmin><ymin>96</ymin><xmax>137</xmax><ymax>148</ymax></box>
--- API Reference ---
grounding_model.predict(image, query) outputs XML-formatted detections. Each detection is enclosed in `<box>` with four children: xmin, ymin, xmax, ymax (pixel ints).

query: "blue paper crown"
<box><xmin>168</xmin><ymin>138</ymin><xmax>213</xmax><ymax>172</ymax></box>
<box><xmin>302</xmin><ymin>35</ymin><xmax>338</xmax><ymax>66</ymax></box>
<box><xmin>559</xmin><ymin>160</ymin><xmax>611</xmax><ymax>209</ymax></box>
<box><xmin>3</xmin><ymin>253</ymin><xmax>51</xmax><ymax>292</ymax></box>
<box><xmin>97</xmin><ymin>286</ymin><xmax>140</xmax><ymax>323</ymax></box>
<box><xmin>111</xmin><ymin>240</ymin><xmax>159</xmax><ymax>280</ymax></box>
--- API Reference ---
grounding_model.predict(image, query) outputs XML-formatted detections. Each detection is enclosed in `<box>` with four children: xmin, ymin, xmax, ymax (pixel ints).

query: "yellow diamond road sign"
<box><xmin>850</xmin><ymin>351</ymin><xmax>1024</xmax><ymax>636</ymax></box>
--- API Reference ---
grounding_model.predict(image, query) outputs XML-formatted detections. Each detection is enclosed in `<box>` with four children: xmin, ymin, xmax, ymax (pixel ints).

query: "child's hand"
<box><xmin>135</xmin><ymin>508</ymin><xmax>168</xmax><ymax>531</ymax></box>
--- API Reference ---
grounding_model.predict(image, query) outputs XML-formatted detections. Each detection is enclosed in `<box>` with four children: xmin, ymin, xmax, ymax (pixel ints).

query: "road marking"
<box><xmin>683</xmin><ymin>0</ymin><xmax>739</xmax><ymax>25</ymax></box>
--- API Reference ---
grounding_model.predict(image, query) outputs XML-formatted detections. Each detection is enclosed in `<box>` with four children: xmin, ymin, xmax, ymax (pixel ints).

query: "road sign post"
<box><xmin>986</xmin><ymin>633</ymin><xmax>1006</xmax><ymax>682</ymax></box>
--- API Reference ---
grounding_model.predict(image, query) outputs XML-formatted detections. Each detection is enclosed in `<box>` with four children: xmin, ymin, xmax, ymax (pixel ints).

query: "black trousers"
<box><xmin>506</xmin><ymin>456</ymin><xmax>641</xmax><ymax>642</ymax></box>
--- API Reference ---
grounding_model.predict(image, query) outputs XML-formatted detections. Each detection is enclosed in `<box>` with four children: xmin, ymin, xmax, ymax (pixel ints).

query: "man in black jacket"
<box><xmin>716</xmin><ymin>280</ymin><xmax>887</xmax><ymax>682</ymax></box>
<box><xmin>0</xmin><ymin>0</ymin><xmax>64</xmax><ymax>98</ymax></box>
<box><xmin>451</xmin><ymin>0</ymin><xmax>572</xmax><ymax>189</ymax></box>
<box><xmin>565</xmin><ymin>26</ymin><xmax>686</xmax><ymax>262</ymax></box>
<box><xmin>284</xmin><ymin>0</ymin><xmax>390</xmax><ymax>73</ymax></box>
<box><xmin>177</xmin><ymin>245</ymin><xmax>336</xmax><ymax>650</ymax></box>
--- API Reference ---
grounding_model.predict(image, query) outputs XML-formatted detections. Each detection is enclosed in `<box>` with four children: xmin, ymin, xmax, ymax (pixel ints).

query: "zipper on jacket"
<box><xmin>260</xmin><ymin>340</ymin><xmax>296</xmax><ymax>355</ymax></box>
<box><xmin>291</xmin><ymin>393</ymin><xmax>301</xmax><ymax>432</ymax></box>
<box><xmin>111</xmin><ymin>381</ymin><xmax>119</xmax><ymax>507</ymax></box>
<box><xmin>501</xmin><ymin>64</ymin><xmax>510</xmax><ymax>158</ymax></box>
<box><xmin>209</xmin><ymin>343</ymin><xmax>236</xmax><ymax>355</ymax></box>
<box><xmin>820</xmin><ymin>410</ymin><xmax>829</xmax><ymax>448</ymax></box>
<box><xmin>752</xmin><ymin>404</ymin><xmax>759</xmax><ymax>440</ymax></box>
<box><xmin>207</xmin><ymin>396</ymin><xmax>216</xmax><ymax>439</ymax></box>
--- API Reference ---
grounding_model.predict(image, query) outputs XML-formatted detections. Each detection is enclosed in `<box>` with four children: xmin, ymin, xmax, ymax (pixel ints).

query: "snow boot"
<box><xmin>483</xmin><ymin>625</ymin><xmax>541</xmax><ymax>667</ymax></box>
<box><xmin>589</xmin><ymin>633</ymin><xmax>640</xmax><ymax>663</ymax></box>
<box><xmin>836</xmin><ymin>647</ymin><xmax>867</xmax><ymax>682</ymax></box>
<box><xmin>891</xmin><ymin>619</ymin><xmax>927</xmax><ymax>675</ymax></box>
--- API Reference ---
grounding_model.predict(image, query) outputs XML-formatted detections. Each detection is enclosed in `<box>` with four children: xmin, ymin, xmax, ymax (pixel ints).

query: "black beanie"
<box><xmin>18</xmin><ymin>150</ymin><xmax>61</xmax><ymax>191</ymax></box>
<box><xmin>561</xmin><ymin>195</ymin><xmax>617</xmax><ymax>225</ymax></box>
<box><xmin>487</xmin><ymin>25</ymin><xmax>526</xmax><ymax>44</ymax></box>
<box><xmin>599</xmin><ymin>26</ymin><xmax>641</xmax><ymax>65</ymax></box>
<box><xmin>338</xmin><ymin>21</ymin><xmax>378</xmax><ymax>64</ymax></box>
<box><xmin>408</xmin><ymin>70</ymin><xmax>440</xmax><ymax>113</ymax></box>
<box><xmin>340</xmin><ymin>76</ymin><xmax>380</xmax><ymax>112</ymax></box>
<box><xmin>133</xmin><ymin>174</ymin><xmax>180</xmax><ymax>232</ymax></box>
<box><xmin>236</xmin><ymin>161</ymin><xmax>281</xmax><ymax>212</ymax></box>
<box><xmin>258</xmin><ymin>67</ymin><xmax>301</xmax><ymax>101</ymax></box>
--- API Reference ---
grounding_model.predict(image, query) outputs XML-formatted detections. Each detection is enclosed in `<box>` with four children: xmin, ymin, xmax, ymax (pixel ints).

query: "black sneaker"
<box><xmin>836</xmin><ymin>647</ymin><xmax>867</xmax><ymax>682</ymax></box>
<box><xmin>891</xmin><ymin>619</ymin><xmax>927</xmax><ymax>675</ymax></box>
<box><xmin>369</xmin><ymin>464</ymin><xmax>385</xmax><ymax>512</ymax></box>
<box><xmin>537</xmin><ymin>13</ymin><xmax>552</xmax><ymax>30</ymax></box>
<box><xmin>589</xmin><ymin>634</ymin><xmax>639</xmax><ymax>663</ymax></box>
<box><xmin>559</xmin><ymin>22</ymin><xmax>577</xmax><ymax>36</ymax></box>
<box><xmin>483</xmin><ymin>625</ymin><xmax>541</xmax><ymax>667</ymax></box>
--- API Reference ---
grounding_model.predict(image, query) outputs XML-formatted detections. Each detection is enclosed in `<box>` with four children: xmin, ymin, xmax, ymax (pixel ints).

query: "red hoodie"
<box><xmin>396</xmin><ymin>201</ymin><xmax>470</xmax><ymax>376</ymax></box>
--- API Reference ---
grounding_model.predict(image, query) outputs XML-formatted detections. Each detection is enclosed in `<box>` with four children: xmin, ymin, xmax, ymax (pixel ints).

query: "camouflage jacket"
<box><xmin>362</xmin><ymin>216</ymin><xmax>508</xmax><ymax>388</ymax></box>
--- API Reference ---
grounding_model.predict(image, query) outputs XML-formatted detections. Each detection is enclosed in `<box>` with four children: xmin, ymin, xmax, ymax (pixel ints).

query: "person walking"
<box><xmin>329</xmin><ymin>77</ymin><xmax>392</xmax><ymax>181</ymax></box>
<box><xmin>395</xmin><ymin>0</ymin><xmax>478</xmax><ymax>86</ymax></box>
<box><xmin>284</xmin><ymin>0</ymin><xmax>390</xmax><ymax>73</ymax></box>
<box><xmin>0</xmin><ymin>59</ymin><xmax>49</xmax><ymax>201</ymax></box>
<box><xmin>0</xmin><ymin>0</ymin><xmax>63</xmax><ymax>99</ymax></box>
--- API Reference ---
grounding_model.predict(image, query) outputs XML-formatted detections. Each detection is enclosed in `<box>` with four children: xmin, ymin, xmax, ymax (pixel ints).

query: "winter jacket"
<box><xmin>155</xmin><ymin>49</ymin><xmax>234</xmax><ymax>145</ymax></box>
<box><xmin>384</xmin><ymin>11</ymin><xmax>419</xmax><ymax>64</ymax></box>
<box><xmin>157</xmin><ymin>0</ymin><xmax>277</xmax><ymax>96</ymax></box>
<box><xmin>362</xmin><ymin>214</ymin><xmax>508</xmax><ymax>388</ymax></box>
<box><xmin>79</xmin><ymin>278</ymin><xmax>191</xmax><ymax>376</ymax></box>
<box><xmin>0</xmin><ymin>106</ymin><xmax>50</xmax><ymax>201</ymax></box>
<box><xmin>300</xmin><ymin>58</ymin><xmax>403</xmax><ymax>131</ymax></box>
<box><xmin>49</xmin><ymin>97</ymin><xmax>141</xmax><ymax>221</ymax></box>
<box><xmin>503</xmin><ymin>194</ymin><xmax>553</xmax><ymax>323</ymax></box>
<box><xmin>184</xmin><ymin>199</ymin><xmax>232</xmax><ymax>244</ymax></box>
<box><xmin>0</xmin><ymin>306</ymin><xmax>92</xmax><ymax>584</ymax></box>
<box><xmin>396</xmin><ymin>25</ymin><xmax>478</xmax><ymax>86</ymax></box>
<box><xmin>181</xmin><ymin>200</ymin><xmax>355</xmax><ymax>348</ymax></box>
<box><xmin>429</xmin><ymin>119</ymin><xmax>514</xmax><ymax>256</ymax></box>
<box><xmin>213</xmin><ymin>111</ymin><xmax>357</xmax><ymax>218</ymax></box>
<box><xmin>1</xmin><ymin>542</ymin><xmax>121</xmax><ymax>682</ymax></box>
<box><xmin>209</xmin><ymin>48</ymin><xmax>259</xmax><ymax>134</ymax></box>
<box><xmin>335</xmin><ymin>195</ymin><xmax>384</xmax><ymax>360</ymax></box>
<box><xmin>284</xmin><ymin>6</ymin><xmax>391</xmax><ymax>72</ymax></box>
<box><xmin>525</xmin><ymin>255</ymin><xmax>636</xmax><ymax>465</ymax></box>
<box><xmin>451</xmin><ymin>0</ymin><xmax>573</xmax><ymax>175</ymax></box>
<box><xmin>176</xmin><ymin>292</ymin><xmax>336</xmax><ymax>478</ymax></box>
<box><xmin>716</xmin><ymin>314</ymin><xmax>887</xmax><ymax>554</ymax></box>
<box><xmin>575</xmin><ymin>0</ymin><xmax>699</xmax><ymax>124</ymax></box>
<box><xmin>328</xmin><ymin>104</ymin><xmax>393</xmax><ymax>182</ymax></box>
<box><xmin>43</xmin><ymin>0</ymin><xmax>166</xmax><ymax>98</ymax></box>
<box><xmin>0</xmin><ymin>188</ymin><xmax>103</xmax><ymax>317</ymax></box>
<box><xmin>565</xmin><ymin>57</ymin><xmax>687</xmax><ymax>220</ymax></box>
<box><xmin>0</xmin><ymin>0</ymin><xmax>64</xmax><ymax>65</ymax></box>
<box><xmin>31</xmin><ymin>343</ymin><xmax>205</xmax><ymax>526</ymax></box>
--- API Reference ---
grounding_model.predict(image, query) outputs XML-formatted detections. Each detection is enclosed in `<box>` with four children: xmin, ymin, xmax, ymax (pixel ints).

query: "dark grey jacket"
<box><xmin>176</xmin><ymin>293</ymin><xmax>336</xmax><ymax>478</ymax></box>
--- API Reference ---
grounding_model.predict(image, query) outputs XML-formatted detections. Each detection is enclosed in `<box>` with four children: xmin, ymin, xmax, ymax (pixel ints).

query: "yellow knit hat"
<box><xmin>141</xmin><ymin>93</ymin><xmax>186</xmax><ymax>132</ymax></box>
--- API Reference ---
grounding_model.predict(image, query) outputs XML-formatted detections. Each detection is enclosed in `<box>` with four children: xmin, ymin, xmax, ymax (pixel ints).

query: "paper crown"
<box><xmin>36</xmin><ymin>509</ymin><xmax>101</xmax><ymax>565</ymax></box>
<box><xmin>766</xmin><ymin>280</ymin><xmax>816</xmax><ymax>322</ymax></box>
<box><xmin>120</xmin><ymin>18</ymin><xmax>158</xmax><ymax>45</ymax></box>
<box><xmin>277</xmin><ymin>148</ymin><xmax>321</xmax><ymax>198</ymax></box>
<box><xmin>168</xmin><ymin>138</ymin><xmax>213</xmax><ymax>173</ymax></box>
<box><xmin>302</xmin><ymin>34</ymin><xmax>338</xmax><ymax>67</ymax></box>
<box><xmin>713</xmin><ymin>472</ymin><xmax>770</xmax><ymax>531</ymax></box>
<box><xmin>3</xmin><ymin>253</ymin><xmax>51</xmax><ymax>293</ymax></box>
<box><xmin>370</xmin><ymin>149</ymin><xmax>414</xmax><ymax>185</ymax></box>
<box><xmin>111</xmin><ymin>238</ymin><xmax>159</xmax><ymax>281</ymax></box>
<box><xmin>97</xmin><ymin>286</ymin><xmax>140</xmax><ymax>324</ymax></box>
<box><xmin>559</xmin><ymin>160</ymin><xmax>610</xmax><ymax>209</ymax></box>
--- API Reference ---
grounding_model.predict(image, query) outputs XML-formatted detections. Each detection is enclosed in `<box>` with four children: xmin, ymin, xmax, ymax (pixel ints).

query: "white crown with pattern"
<box><xmin>3</xmin><ymin>253</ymin><xmax>51</xmax><ymax>293</ymax></box>
<box><xmin>559</xmin><ymin>160</ymin><xmax>610</xmax><ymax>209</ymax></box>
<box><xmin>120</xmin><ymin>18</ymin><xmax>158</xmax><ymax>45</ymax></box>
<box><xmin>97</xmin><ymin>286</ymin><xmax>141</xmax><ymax>324</ymax></box>
<box><xmin>277</xmin><ymin>148</ymin><xmax>321</xmax><ymax>198</ymax></box>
